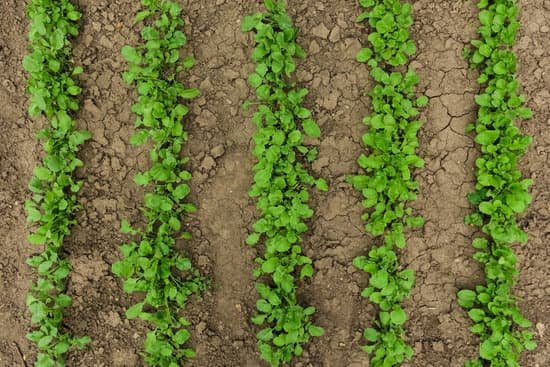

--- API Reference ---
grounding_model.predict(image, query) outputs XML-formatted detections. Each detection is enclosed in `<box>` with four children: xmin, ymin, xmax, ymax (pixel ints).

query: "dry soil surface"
<box><xmin>0</xmin><ymin>0</ymin><xmax>548</xmax><ymax>367</ymax></box>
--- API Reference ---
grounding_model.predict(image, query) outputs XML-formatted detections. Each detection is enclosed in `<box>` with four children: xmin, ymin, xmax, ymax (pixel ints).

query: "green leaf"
<box><xmin>44</xmin><ymin>156</ymin><xmax>63</xmax><ymax>172</ymax></box>
<box><xmin>356</xmin><ymin>48</ymin><xmax>373</xmax><ymax>62</ymax></box>
<box><xmin>475</xmin><ymin>130</ymin><xmax>499</xmax><ymax>145</ymax></box>
<box><xmin>28</xmin><ymin>233</ymin><xmax>46</xmax><ymax>245</ymax></box>
<box><xmin>38</xmin><ymin>335</ymin><xmax>53</xmax><ymax>348</ymax></box>
<box><xmin>479</xmin><ymin>44</ymin><xmax>491</xmax><ymax>57</ymax></box>
<box><xmin>517</xmin><ymin>107</ymin><xmax>533</xmax><ymax>119</ymax></box>
<box><xmin>302</xmin><ymin>119</ymin><xmax>321</xmax><ymax>138</ymax></box>
<box><xmin>121</xmin><ymin>45</ymin><xmax>141</xmax><ymax>64</ymax></box>
<box><xmin>74</xmin><ymin>336</ymin><xmax>91</xmax><ymax>349</ymax></box>
<box><xmin>37</xmin><ymin>261</ymin><xmax>53</xmax><ymax>274</ymax></box>
<box><xmin>315</xmin><ymin>178</ymin><xmax>329</xmax><ymax>192</ymax></box>
<box><xmin>262</xmin><ymin>258</ymin><xmax>278</xmax><ymax>273</ymax></box>
<box><xmin>468</xmin><ymin>308</ymin><xmax>485</xmax><ymax>322</ymax></box>
<box><xmin>480</xmin><ymin>340</ymin><xmax>497</xmax><ymax>359</ymax></box>
<box><xmin>457</xmin><ymin>289</ymin><xmax>477</xmax><ymax>308</ymax></box>
<box><xmin>176</xmin><ymin>257</ymin><xmax>192</xmax><ymax>271</ymax></box>
<box><xmin>242</xmin><ymin>15</ymin><xmax>260</xmax><ymax>32</ymax></box>
<box><xmin>67</xmin><ymin>86</ymin><xmax>81</xmax><ymax>96</ymax></box>
<box><xmin>180</xmin><ymin>88</ymin><xmax>200</xmax><ymax>99</ymax></box>
<box><xmin>406</xmin><ymin>216</ymin><xmax>424</xmax><ymax>228</ymax></box>
<box><xmin>33</xmin><ymin>167</ymin><xmax>51</xmax><ymax>181</ymax></box>
<box><xmin>252</xmin><ymin>314</ymin><xmax>266</xmax><ymax>325</ymax></box>
<box><xmin>50</xmin><ymin>29</ymin><xmax>65</xmax><ymax>50</ymax></box>
<box><xmin>257</xmin><ymin>328</ymin><xmax>273</xmax><ymax>341</ymax></box>
<box><xmin>67</xmin><ymin>10</ymin><xmax>81</xmax><ymax>21</ymax></box>
<box><xmin>248</xmin><ymin>73</ymin><xmax>263</xmax><ymax>88</ymax></box>
<box><xmin>506</xmin><ymin>193</ymin><xmax>530</xmax><ymax>213</ymax></box>
<box><xmin>126</xmin><ymin>302</ymin><xmax>144</xmax><ymax>319</ymax></box>
<box><xmin>479</xmin><ymin>10</ymin><xmax>492</xmax><ymax>25</ymax></box>
<box><xmin>120</xmin><ymin>220</ymin><xmax>134</xmax><ymax>234</ymax></box>
<box><xmin>404</xmin><ymin>41</ymin><xmax>416</xmax><ymax>55</ymax></box>
<box><xmin>246</xmin><ymin>233</ymin><xmax>260</xmax><ymax>245</ymax></box>
<box><xmin>363</xmin><ymin>328</ymin><xmax>379</xmax><ymax>342</ymax></box>
<box><xmin>23</xmin><ymin>55</ymin><xmax>40</xmax><ymax>73</ymax></box>
<box><xmin>416</xmin><ymin>95</ymin><xmax>429</xmax><ymax>107</ymax></box>
<box><xmin>475</xmin><ymin>94</ymin><xmax>491</xmax><ymax>107</ymax></box>
<box><xmin>130</xmin><ymin>131</ymin><xmax>149</xmax><ymax>145</ymax></box>
<box><xmin>26</xmin><ymin>205</ymin><xmax>41</xmax><ymax>223</ymax></box>
<box><xmin>308</xmin><ymin>325</ymin><xmax>324</xmax><ymax>337</ymax></box>
<box><xmin>182</xmin><ymin>55</ymin><xmax>196</xmax><ymax>69</ymax></box>
<box><xmin>72</xmin><ymin>66</ymin><xmax>84</xmax><ymax>75</ymax></box>
<box><xmin>54</xmin><ymin>341</ymin><xmax>70</xmax><ymax>355</ymax></box>
<box><xmin>173</xmin><ymin>330</ymin><xmax>190</xmax><ymax>345</ymax></box>
<box><xmin>256</xmin><ymin>85</ymin><xmax>271</xmax><ymax>100</ymax></box>
<box><xmin>56</xmin><ymin>294</ymin><xmax>72</xmax><ymax>308</ymax></box>
<box><xmin>273</xmin><ymin>335</ymin><xmax>286</xmax><ymax>347</ymax></box>
<box><xmin>69</xmin><ymin>130</ymin><xmax>92</xmax><ymax>146</ymax></box>
<box><xmin>300</xmin><ymin>264</ymin><xmax>314</xmax><ymax>278</ymax></box>
<box><xmin>36</xmin><ymin>353</ymin><xmax>55</xmax><ymax>367</ymax></box>
<box><xmin>168</xmin><ymin>217</ymin><xmax>181</xmax><ymax>231</ymax></box>
<box><xmin>479</xmin><ymin>201</ymin><xmax>493</xmax><ymax>214</ymax></box>
<box><xmin>256</xmin><ymin>299</ymin><xmax>272</xmax><ymax>313</ymax></box>
<box><xmin>48</xmin><ymin>59</ymin><xmax>61</xmax><ymax>72</ymax></box>
<box><xmin>357</xmin><ymin>11</ymin><xmax>370</xmax><ymax>22</ymax></box>
<box><xmin>390</xmin><ymin>308</ymin><xmax>407</xmax><ymax>325</ymax></box>
<box><xmin>525</xmin><ymin>340</ymin><xmax>537</xmax><ymax>351</ymax></box>
<box><xmin>297</xmin><ymin>108</ymin><xmax>311</xmax><ymax>119</ymax></box>
<box><xmin>370</xmin><ymin>270</ymin><xmax>388</xmax><ymax>289</ymax></box>
<box><xmin>493</xmin><ymin>61</ymin><xmax>507</xmax><ymax>75</ymax></box>
<box><xmin>173</xmin><ymin>184</ymin><xmax>191</xmax><ymax>200</ymax></box>
<box><xmin>133</xmin><ymin>172</ymin><xmax>150</xmax><ymax>186</ymax></box>
<box><xmin>134</xmin><ymin>10</ymin><xmax>151</xmax><ymax>23</ymax></box>
<box><xmin>112</xmin><ymin>260</ymin><xmax>133</xmax><ymax>278</ymax></box>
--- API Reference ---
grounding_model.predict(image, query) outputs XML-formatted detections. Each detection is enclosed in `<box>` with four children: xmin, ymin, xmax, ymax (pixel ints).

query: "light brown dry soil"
<box><xmin>0</xmin><ymin>0</ymin><xmax>548</xmax><ymax>367</ymax></box>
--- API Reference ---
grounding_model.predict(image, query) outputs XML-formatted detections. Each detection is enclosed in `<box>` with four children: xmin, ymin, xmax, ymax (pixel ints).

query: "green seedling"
<box><xmin>23</xmin><ymin>0</ymin><xmax>91</xmax><ymax>365</ymax></box>
<box><xmin>458</xmin><ymin>0</ymin><xmax>536</xmax><ymax>365</ymax></box>
<box><xmin>351</xmin><ymin>0</ymin><xmax>426</xmax><ymax>365</ymax></box>
<box><xmin>242</xmin><ymin>1</ymin><xmax>327</xmax><ymax>366</ymax></box>
<box><xmin>112</xmin><ymin>1</ymin><xmax>206</xmax><ymax>365</ymax></box>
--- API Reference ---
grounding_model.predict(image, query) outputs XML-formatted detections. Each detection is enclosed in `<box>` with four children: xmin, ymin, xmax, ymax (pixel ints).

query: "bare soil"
<box><xmin>0</xmin><ymin>0</ymin><xmax>548</xmax><ymax>366</ymax></box>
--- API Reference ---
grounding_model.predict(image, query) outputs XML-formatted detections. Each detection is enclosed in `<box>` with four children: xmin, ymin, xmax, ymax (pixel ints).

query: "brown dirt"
<box><xmin>0</xmin><ymin>0</ymin><xmax>548</xmax><ymax>367</ymax></box>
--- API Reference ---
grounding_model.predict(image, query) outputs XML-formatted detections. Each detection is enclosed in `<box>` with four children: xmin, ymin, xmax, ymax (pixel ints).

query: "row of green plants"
<box><xmin>351</xmin><ymin>0</ymin><xmax>426</xmax><ymax>366</ymax></box>
<box><xmin>111</xmin><ymin>1</ymin><xmax>207</xmax><ymax>366</ymax></box>
<box><xmin>22</xmin><ymin>0</ymin><xmax>537</xmax><ymax>366</ymax></box>
<box><xmin>23</xmin><ymin>0</ymin><xmax>91</xmax><ymax>366</ymax></box>
<box><xmin>241</xmin><ymin>1</ymin><xmax>328</xmax><ymax>366</ymax></box>
<box><xmin>457</xmin><ymin>0</ymin><xmax>536</xmax><ymax>366</ymax></box>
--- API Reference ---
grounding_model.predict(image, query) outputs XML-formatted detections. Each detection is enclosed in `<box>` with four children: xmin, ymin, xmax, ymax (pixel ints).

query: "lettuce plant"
<box><xmin>350</xmin><ymin>0</ymin><xmax>426</xmax><ymax>365</ymax></box>
<box><xmin>22</xmin><ymin>0</ymin><xmax>91</xmax><ymax>365</ymax></box>
<box><xmin>457</xmin><ymin>0</ymin><xmax>536</xmax><ymax>365</ymax></box>
<box><xmin>112</xmin><ymin>1</ymin><xmax>206</xmax><ymax>365</ymax></box>
<box><xmin>242</xmin><ymin>1</ymin><xmax>328</xmax><ymax>365</ymax></box>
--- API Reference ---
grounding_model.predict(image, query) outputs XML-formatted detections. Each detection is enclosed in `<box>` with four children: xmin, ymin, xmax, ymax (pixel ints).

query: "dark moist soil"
<box><xmin>1</xmin><ymin>0</ymin><xmax>549</xmax><ymax>366</ymax></box>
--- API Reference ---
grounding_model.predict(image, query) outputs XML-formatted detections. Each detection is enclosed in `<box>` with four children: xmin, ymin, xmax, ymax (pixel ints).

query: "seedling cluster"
<box><xmin>111</xmin><ymin>1</ymin><xmax>206</xmax><ymax>365</ymax></box>
<box><xmin>458</xmin><ymin>0</ymin><xmax>536</xmax><ymax>365</ymax></box>
<box><xmin>22</xmin><ymin>0</ymin><xmax>91</xmax><ymax>365</ymax></box>
<box><xmin>242</xmin><ymin>1</ymin><xmax>328</xmax><ymax>366</ymax></box>
<box><xmin>351</xmin><ymin>0</ymin><xmax>426</xmax><ymax>365</ymax></box>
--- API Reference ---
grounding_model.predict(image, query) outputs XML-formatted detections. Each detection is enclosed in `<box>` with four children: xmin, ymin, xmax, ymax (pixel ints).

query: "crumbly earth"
<box><xmin>0</xmin><ymin>0</ymin><xmax>548</xmax><ymax>366</ymax></box>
